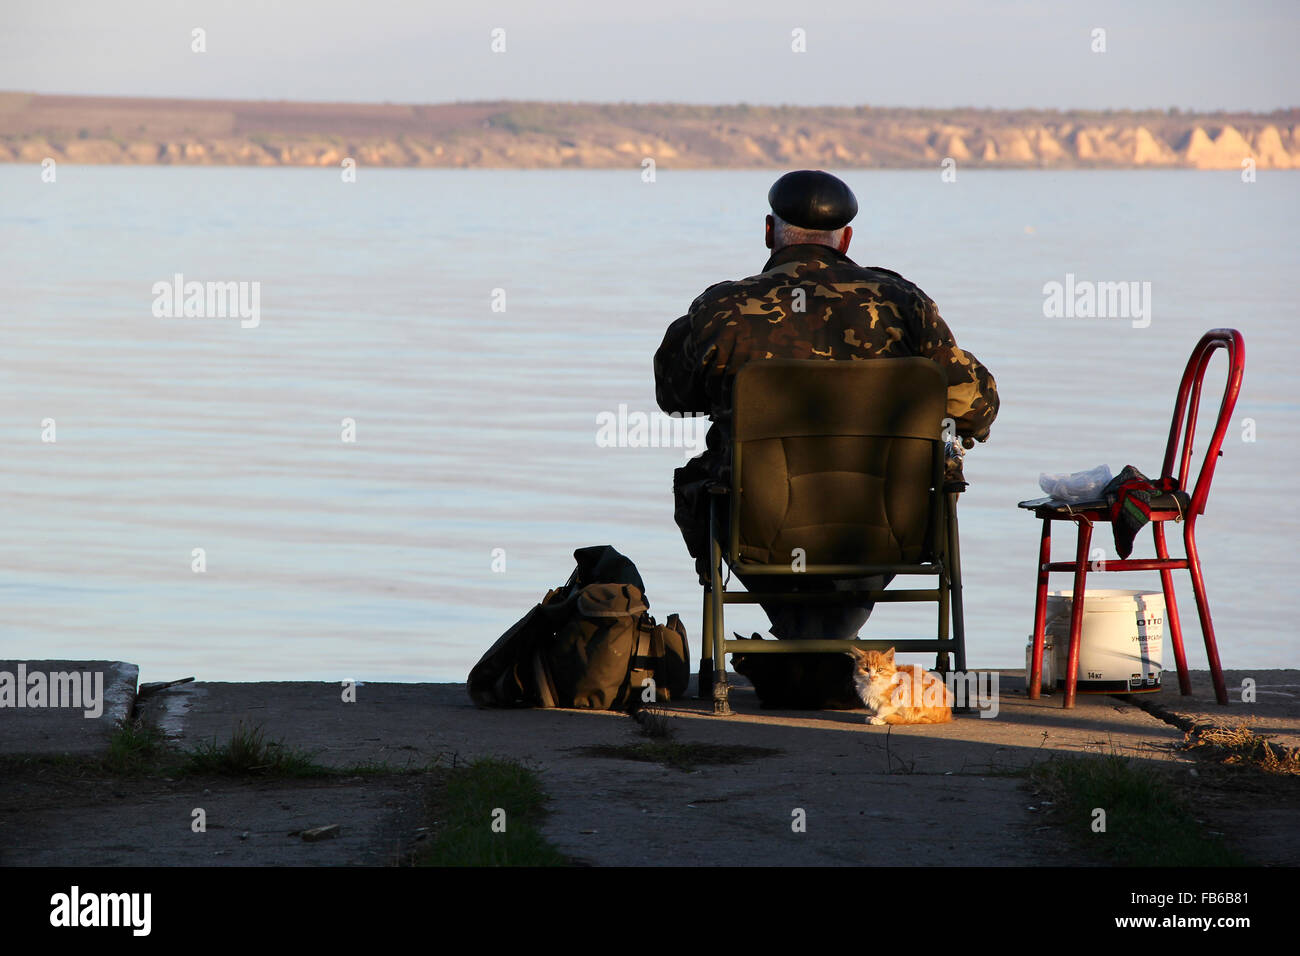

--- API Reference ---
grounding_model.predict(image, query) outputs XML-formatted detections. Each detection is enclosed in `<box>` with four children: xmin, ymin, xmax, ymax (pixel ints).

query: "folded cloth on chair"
<box><xmin>1102</xmin><ymin>465</ymin><xmax>1180</xmax><ymax>559</ymax></box>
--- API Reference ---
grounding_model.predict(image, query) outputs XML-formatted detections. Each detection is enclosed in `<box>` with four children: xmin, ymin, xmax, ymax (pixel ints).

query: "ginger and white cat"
<box><xmin>847</xmin><ymin>647</ymin><xmax>953</xmax><ymax>725</ymax></box>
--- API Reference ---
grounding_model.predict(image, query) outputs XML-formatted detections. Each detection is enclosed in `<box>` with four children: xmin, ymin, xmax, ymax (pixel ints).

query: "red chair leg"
<box><xmin>1185</xmin><ymin>522</ymin><xmax>1229</xmax><ymax>705</ymax></box>
<box><xmin>1028</xmin><ymin>519</ymin><xmax>1052</xmax><ymax>700</ymax></box>
<box><xmin>1152</xmin><ymin>522</ymin><xmax>1192</xmax><ymax>696</ymax></box>
<box><xmin>1062</xmin><ymin>520</ymin><xmax>1093</xmax><ymax>709</ymax></box>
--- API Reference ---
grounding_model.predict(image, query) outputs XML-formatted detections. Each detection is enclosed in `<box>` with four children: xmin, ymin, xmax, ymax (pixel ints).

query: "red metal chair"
<box><xmin>1020</xmin><ymin>329</ymin><xmax>1245</xmax><ymax>708</ymax></box>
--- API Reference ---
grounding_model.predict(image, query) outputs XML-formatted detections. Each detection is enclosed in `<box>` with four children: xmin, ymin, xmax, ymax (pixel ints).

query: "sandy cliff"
<box><xmin>1</xmin><ymin>93</ymin><xmax>1296</xmax><ymax>169</ymax></box>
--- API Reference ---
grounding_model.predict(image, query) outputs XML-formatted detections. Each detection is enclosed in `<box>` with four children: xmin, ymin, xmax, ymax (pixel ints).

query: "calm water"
<box><xmin>0</xmin><ymin>166</ymin><xmax>1296</xmax><ymax>682</ymax></box>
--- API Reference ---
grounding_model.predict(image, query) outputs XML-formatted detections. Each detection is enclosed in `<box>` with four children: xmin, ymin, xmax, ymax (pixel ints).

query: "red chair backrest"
<box><xmin>1160</xmin><ymin>329</ymin><xmax>1245</xmax><ymax>516</ymax></box>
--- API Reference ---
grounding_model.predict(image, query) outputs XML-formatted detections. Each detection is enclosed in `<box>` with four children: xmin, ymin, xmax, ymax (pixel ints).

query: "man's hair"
<box><xmin>771</xmin><ymin>214</ymin><xmax>846</xmax><ymax>251</ymax></box>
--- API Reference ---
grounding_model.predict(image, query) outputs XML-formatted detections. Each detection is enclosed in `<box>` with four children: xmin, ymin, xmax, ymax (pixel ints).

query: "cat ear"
<box><xmin>846</xmin><ymin>646</ymin><xmax>866</xmax><ymax>661</ymax></box>
<box><xmin>885</xmin><ymin>647</ymin><xmax>896</xmax><ymax>661</ymax></box>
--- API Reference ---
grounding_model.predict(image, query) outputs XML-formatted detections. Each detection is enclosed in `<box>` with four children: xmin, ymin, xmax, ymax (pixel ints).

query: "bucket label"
<box><xmin>1043</xmin><ymin>593</ymin><xmax>1167</xmax><ymax>692</ymax></box>
<box><xmin>1133</xmin><ymin>611</ymin><xmax>1163</xmax><ymax>685</ymax></box>
<box><xmin>1135</xmin><ymin>612</ymin><xmax>1163</xmax><ymax>635</ymax></box>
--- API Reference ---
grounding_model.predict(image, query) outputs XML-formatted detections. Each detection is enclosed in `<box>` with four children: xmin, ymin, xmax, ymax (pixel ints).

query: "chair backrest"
<box><xmin>1160</xmin><ymin>329</ymin><xmax>1245</xmax><ymax>516</ymax></box>
<box><xmin>728</xmin><ymin>358</ymin><xmax>947</xmax><ymax>568</ymax></box>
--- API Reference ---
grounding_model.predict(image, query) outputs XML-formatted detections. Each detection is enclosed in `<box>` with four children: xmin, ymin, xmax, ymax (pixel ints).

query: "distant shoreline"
<box><xmin>2</xmin><ymin>92</ymin><xmax>1297</xmax><ymax>170</ymax></box>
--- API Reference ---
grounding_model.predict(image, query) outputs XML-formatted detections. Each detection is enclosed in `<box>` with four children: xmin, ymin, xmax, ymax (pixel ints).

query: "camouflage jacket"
<box><xmin>654</xmin><ymin>243</ymin><xmax>1000</xmax><ymax>465</ymax></box>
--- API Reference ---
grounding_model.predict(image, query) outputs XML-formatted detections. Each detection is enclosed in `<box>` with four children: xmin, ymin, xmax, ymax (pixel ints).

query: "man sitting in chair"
<box><xmin>654</xmin><ymin>169</ymin><xmax>1000</xmax><ymax>646</ymax></box>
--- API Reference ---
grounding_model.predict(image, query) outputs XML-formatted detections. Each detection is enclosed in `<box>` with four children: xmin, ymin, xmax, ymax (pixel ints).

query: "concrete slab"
<box><xmin>1129</xmin><ymin>669</ymin><xmax>1300</xmax><ymax>751</ymax></box>
<box><xmin>0</xmin><ymin>661</ymin><xmax>138</xmax><ymax>756</ymax></box>
<box><xmin>6</xmin><ymin>668</ymin><xmax>1295</xmax><ymax>866</ymax></box>
<box><xmin>1</xmin><ymin>777</ymin><xmax>424</xmax><ymax>867</ymax></box>
<box><xmin>129</xmin><ymin>672</ymin><xmax>1186</xmax><ymax>866</ymax></box>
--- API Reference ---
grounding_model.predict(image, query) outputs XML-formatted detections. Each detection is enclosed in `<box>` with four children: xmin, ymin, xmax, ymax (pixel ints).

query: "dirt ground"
<box><xmin>0</xmin><ymin>766</ymin><xmax>427</xmax><ymax>866</ymax></box>
<box><xmin>2</xmin><ymin>669</ymin><xmax>1297</xmax><ymax>867</ymax></box>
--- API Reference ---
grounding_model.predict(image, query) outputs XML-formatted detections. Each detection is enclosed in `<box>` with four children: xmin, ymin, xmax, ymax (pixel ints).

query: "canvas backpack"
<box><xmin>467</xmin><ymin>545</ymin><xmax>690</xmax><ymax>710</ymax></box>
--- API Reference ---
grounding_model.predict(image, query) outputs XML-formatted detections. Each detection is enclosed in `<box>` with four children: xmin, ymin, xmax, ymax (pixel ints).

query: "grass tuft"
<box><xmin>416</xmin><ymin>757</ymin><xmax>568</xmax><ymax>866</ymax></box>
<box><xmin>104</xmin><ymin>717</ymin><xmax>171</xmax><ymax>775</ymax></box>
<box><xmin>628</xmin><ymin>702</ymin><xmax>677</xmax><ymax>740</ymax></box>
<box><xmin>6</xmin><ymin>718</ymin><xmax>442</xmax><ymax>782</ymax></box>
<box><xmin>183</xmin><ymin>721</ymin><xmax>328</xmax><ymax>778</ymax></box>
<box><xmin>1029</xmin><ymin>751</ymin><xmax>1248</xmax><ymax>867</ymax></box>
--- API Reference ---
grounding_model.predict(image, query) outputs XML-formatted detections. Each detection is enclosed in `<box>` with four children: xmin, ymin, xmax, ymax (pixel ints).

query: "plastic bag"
<box><xmin>1038</xmin><ymin>464</ymin><xmax>1113</xmax><ymax>503</ymax></box>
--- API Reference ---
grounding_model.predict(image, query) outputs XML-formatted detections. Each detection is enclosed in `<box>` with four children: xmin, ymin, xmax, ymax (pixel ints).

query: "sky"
<box><xmin>1</xmin><ymin>0</ymin><xmax>1296</xmax><ymax>111</ymax></box>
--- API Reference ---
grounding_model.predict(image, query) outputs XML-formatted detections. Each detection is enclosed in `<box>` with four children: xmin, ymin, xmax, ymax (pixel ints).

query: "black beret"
<box><xmin>767</xmin><ymin>170</ymin><xmax>858</xmax><ymax>230</ymax></box>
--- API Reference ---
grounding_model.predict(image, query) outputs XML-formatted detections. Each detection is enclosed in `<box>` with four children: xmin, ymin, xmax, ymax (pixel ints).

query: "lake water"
<box><xmin>0</xmin><ymin>166</ymin><xmax>1296</xmax><ymax>683</ymax></box>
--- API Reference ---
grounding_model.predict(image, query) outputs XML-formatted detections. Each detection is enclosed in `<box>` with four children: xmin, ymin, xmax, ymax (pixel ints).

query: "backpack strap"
<box><xmin>627</xmin><ymin>612</ymin><xmax>666</xmax><ymax>704</ymax></box>
<box><xmin>531</xmin><ymin>648</ymin><xmax>558</xmax><ymax>709</ymax></box>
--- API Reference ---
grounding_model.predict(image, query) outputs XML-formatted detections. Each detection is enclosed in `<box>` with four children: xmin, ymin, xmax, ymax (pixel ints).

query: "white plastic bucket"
<box><xmin>1025</xmin><ymin>589</ymin><xmax>1165</xmax><ymax>694</ymax></box>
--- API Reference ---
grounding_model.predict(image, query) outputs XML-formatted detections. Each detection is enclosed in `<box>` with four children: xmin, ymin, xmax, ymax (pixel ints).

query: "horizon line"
<box><xmin>4</xmin><ymin>90</ymin><xmax>1297</xmax><ymax>117</ymax></box>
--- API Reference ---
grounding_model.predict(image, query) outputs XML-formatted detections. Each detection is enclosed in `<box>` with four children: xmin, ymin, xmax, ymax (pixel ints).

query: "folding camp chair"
<box><xmin>698</xmin><ymin>358</ymin><xmax>967</xmax><ymax>716</ymax></box>
<box><xmin>1019</xmin><ymin>328</ymin><xmax>1245</xmax><ymax>708</ymax></box>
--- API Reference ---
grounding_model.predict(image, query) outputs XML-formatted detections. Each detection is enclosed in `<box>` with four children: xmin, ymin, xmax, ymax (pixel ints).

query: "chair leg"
<box><xmin>1062</xmin><ymin>520</ymin><xmax>1093</xmax><ymax>709</ymax></box>
<box><xmin>1185</xmin><ymin>522</ymin><xmax>1229</xmax><ymax>705</ymax></box>
<box><xmin>698</xmin><ymin>586</ymin><xmax>714</xmax><ymax>701</ymax></box>
<box><xmin>1152</xmin><ymin>522</ymin><xmax>1191</xmax><ymax>696</ymax></box>
<box><xmin>1028</xmin><ymin>519</ymin><xmax>1052</xmax><ymax>700</ymax></box>
<box><xmin>947</xmin><ymin>492</ymin><xmax>966</xmax><ymax>675</ymax></box>
<box><xmin>708</xmin><ymin>501</ymin><xmax>731</xmax><ymax>716</ymax></box>
<box><xmin>936</xmin><ymin>551</ymin><xmax>952</xmax><ymax>676</ymax></box>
